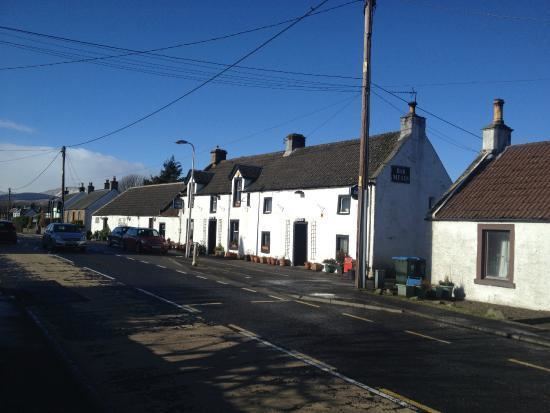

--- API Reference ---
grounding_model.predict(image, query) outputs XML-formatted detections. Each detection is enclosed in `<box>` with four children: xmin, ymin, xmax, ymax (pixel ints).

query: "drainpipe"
<box><xmin>227</xmin><ymin>193</ymin><xmax>231</xmax><ymax>251</ymax></box>
<box><xmin>255</xmin><ymin>192</ymin><xmax>261</xmax><ymax>256</ymax></box>
<box><xmin>366</xmin><ymin>183</ymin><xmax>374</xmax><ymax>277</ymax></box>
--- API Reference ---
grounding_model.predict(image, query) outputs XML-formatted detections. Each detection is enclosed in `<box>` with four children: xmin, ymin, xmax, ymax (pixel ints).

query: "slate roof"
<box><xmin>66</xmin><ymin>189</ymin><xmax>114</xmax><ymax>210</ymax></box>
<box><xmin>434</xmin><ymin>141</ymin><xmax>550</xmax><ymax>221</ymax></box>
<box><xmin>196</xmin><ymin>131</ymin><xmax>402</xmax><ymax>195</ymax></box>
<box><xmin>94</xmin><ymin>182</ymin><xmax>184</xmax><ymax>217</ymax></box>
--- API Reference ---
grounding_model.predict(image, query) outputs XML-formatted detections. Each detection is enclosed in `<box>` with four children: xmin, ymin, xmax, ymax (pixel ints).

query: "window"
<box><xmin>337</xmin><ymin>195</ymin><xmax>351</xmax><ymax>215</ymax></box>
<box><xmin>229</xmin><ymin>220</ymin><xmax>239</xmax><ymax>250</ymax></box>
<box><xmin>263</xmin><ymin>197</ymin><xmax>272</xmax><ymax>214</ymax></box>
<box><xmin>246</xmin><ymin>193</ymin><xmax>251</xmax><ymax>207</ymax></box>
<box><xmin>476</xmin><ymin>224</ymin><xmax>515</xmax><ymax>288</ymax></box>
<box><xmin>233</xmin><ymin>178</ymin><xmax>242</xmax><ymax>207</ymax></box>
<box><xmin>336</xmin><ymin>234</ymin><xmax>349</xmax><ymax>256</ymax></box>
<box><xmin>210</xmin><ymin>196</ymin><xmax>217</xmax><ymax>213</ymax></box>
<box><xmin>148</xmin><ymin>218</ymin><xmax>154</xmax><ymax>229</ymax></box>
<box><xmin>261</xmin><ymin>231</ymin><xmax>270</xmax><ymax>253</ymax></box>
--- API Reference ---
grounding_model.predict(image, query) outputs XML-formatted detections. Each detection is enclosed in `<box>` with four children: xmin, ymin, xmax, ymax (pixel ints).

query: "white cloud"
<box><xmin>0</xmin><ymin>143</ymin><xmax>155</xmax><ymax>193</ymax></box>
<box><xmin>0</xmin><ymin>119</ymin><xmax>35</xmax><ymax>133</ymax></box>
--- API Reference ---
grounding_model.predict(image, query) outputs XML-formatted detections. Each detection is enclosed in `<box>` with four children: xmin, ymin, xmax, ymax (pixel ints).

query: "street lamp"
<box><xmin>175</xmin><ymin>139</ymin><xmax>195</xmax><ymax>258</ymax></box>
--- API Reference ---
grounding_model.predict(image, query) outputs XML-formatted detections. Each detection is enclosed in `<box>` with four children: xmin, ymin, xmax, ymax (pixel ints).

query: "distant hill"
<box><xmin>0</xmin><ymin>192</ymin><xmax>53</xmax><ymax>201</ymax></box>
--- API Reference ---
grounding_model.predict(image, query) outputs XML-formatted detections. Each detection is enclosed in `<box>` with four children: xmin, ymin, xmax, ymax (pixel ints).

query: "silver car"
<box><xmin>42</xmin><ymin>223</ymin><xmax>87</xmax><ymax>252</ymax></box>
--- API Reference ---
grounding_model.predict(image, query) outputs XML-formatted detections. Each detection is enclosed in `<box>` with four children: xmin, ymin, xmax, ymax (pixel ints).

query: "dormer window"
<box><xmin>233</xmin><ymin>177</ymin><xmax>242</xmax><ymax>207</ymax></box>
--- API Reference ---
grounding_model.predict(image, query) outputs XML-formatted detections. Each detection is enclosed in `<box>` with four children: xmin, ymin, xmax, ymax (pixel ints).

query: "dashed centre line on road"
<box><xmin>342</xmin><ymin>313</ymin><xmax>374</xmax><ymax>323</ymax></box>
<box><xmin>140</xmin><ymin>261</ymin><xmax>149</xmax><ymax>264</ymax></box>
<box><xmin>177</xmin><ymin>270</ymin><xmax>187</xmax><ymax>275</ymax></box>
<box><xmin>294</xmin><ymin>300</ymin><xmax>320</xmax><ymax>308</ymax></box>
<box><xmin>127</xmin><ymin>257</ymin><xmax>136</xmax><ymax>261</ymax></box>
<box><xmin>83</xmin><ymin>266</ymin><xmax>116</xmax><ymax>281</ymax></box>
<box><xmin>404</xmin><ymin>330</ymin><xmax>451</xmax><ymax>344</ymax></box>
<box><xmin>216</xmin><ymin>281</ymin><xmax>228</xmax><ymax>285</ymax></box>
<box><xmin>508</xmin><ymin>358</ymin><xmax>550</xmax><ymax>373</ymax></box>
<box><xmin>156</xmin><ymin>265</ymin><xmax>167</xmax><ymax>269</ymax></box>
<box><xmin>251</xmin><ymin>300</ymin><xmax>283</xmax><ymax>304</ymax></box>
<box><xmin>241</xmin><ymin>287</ymin><xmax>257</xmax><ymax>293</ymax></box>
<box><xmin>269</xmin><ymin>295</ymin><xmax>285</xmax><ymax>301</ymax></box>
<box><xmin>196</xmin><ymin>275</ymin><xmax>208</xmax><ymax>280</ymax></box>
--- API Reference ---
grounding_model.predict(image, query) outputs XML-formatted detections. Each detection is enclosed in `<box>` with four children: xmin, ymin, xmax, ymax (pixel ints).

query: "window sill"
<box><xmin>474</xmin><ymin>278</ymin><xmax>516</xmax><ymax>289</ymax></box>
<box><xmin>337</xmin><ymin>211</ymin><xmax>350</xmax><ymax>215</ymax></box>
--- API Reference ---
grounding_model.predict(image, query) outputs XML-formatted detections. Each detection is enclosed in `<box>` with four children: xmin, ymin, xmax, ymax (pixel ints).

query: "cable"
<box><xmin>307</xmin><ymin>93</ymin><xmax>360</xmax><ymax>136</ymax></box>
<box><xmin>0</xmin><ymin>147</ymin><xmax>53</xmax><ymax>152</ymax></box>
<box><xmin>0</xmin><ymin>148</ymin><xmax>59</xmax><ymax>163</ymax></box>
<box><xmin>13</xmin><ymin>151</ymin><xmax>60</xmax><ymax>191</ymax></box>
<box><xmin>66</xmin><ymin>0</ymin><xmax>332</xmax><ymax>148</ymax></box>
<box><xmin>65</xmin><ymin>151</ymin><xmax>82</xmax><ymax>186</ymax></box>
<box><xmin>0</xmin><ymin>0</ymin><xmax>361</xmax><ymax>71</ymax></box>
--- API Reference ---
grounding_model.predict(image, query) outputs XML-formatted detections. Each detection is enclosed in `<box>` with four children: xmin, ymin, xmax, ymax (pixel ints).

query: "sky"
<box><xmin>1</xmin><ymin>0</ymin><xmax>549</xmax><ymax>193</ymax></box>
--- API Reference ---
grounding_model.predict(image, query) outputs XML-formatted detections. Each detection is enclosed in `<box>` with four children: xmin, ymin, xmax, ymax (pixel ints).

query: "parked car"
<box><xmin>0</xmin><ymin>220</ymin><xmax>17</xmax><ymax>244</ymax></box>
<box><xmin>42</xmin><ymin>223</ymin><xmax>87</xmax><ymax>252</ymax></box>
<box><xmin>108</xmin><ymin>226</ymin><xmax>131</xmax><ymax>248</ymax></box>
<box><xmin>122</xmin><ymin>227</ymin><xmax>168</xmax><ymax>254</ymax></box>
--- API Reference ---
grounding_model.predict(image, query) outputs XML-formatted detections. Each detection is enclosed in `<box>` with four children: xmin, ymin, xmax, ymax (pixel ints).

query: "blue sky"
<box><xmin>1</xmin><ymin>0</ymin><xmax>549</xmax><ymax>192</ymax></box>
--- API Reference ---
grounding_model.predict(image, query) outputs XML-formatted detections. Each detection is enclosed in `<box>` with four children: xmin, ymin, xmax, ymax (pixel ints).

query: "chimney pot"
<box><xmin>408</xmin><ymin>101</ymin><xmax>417</xmax><ymax>115</ymax></box>
<box><xmin>110</xmin><ymin>176</ymin><xmax>118</xmax><ymax>191</ymax></box>
<box><xmin>493</xmin><ymin>98</ymin><xmax>504</xmax><ymax>123</ymax></box>
<box><xmin>79</xmin><ymin>183</ymin><xmax>85</xmax><ymax>193</ymax></box>
<box><xmin>87</xmin><ymin>182</ymin><xmax>94</xmax><ymax>193</ymax></box>
<box><xmin>104</xmin><ymin>179</ymin><xmax>110</xmax><ymax>190</ymax></box>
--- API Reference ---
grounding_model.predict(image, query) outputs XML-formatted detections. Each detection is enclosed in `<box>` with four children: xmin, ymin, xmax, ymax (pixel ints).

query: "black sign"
<box><xmin>391</xmin><ymin>166</ymin><xmax>410</xmax><ymax>184</ymax></box>
<box><xmin>173</xmin><ymin>198</ymin><xmax>183</xmax><ymax>209</ymax></box>
<box><xmin>350</xmin><ymin>184</ymin><xmax>359</xmax><ymax>200</ymax></box>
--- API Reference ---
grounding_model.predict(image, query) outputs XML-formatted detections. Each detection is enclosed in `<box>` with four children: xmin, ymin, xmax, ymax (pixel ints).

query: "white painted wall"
<box><xmin>194</xmin><ymin>186</ymin><xmax>358</xmax><ymax>264</ymax></box>
<box><xmin>431</xmin><ymin>220</ymin><xmax>550</xmax><ymax>311</ymax></box>
<box><xmin>372</xmin><ymin>128</ymin><xmax>451</xmax><ymax>272</ymax></box>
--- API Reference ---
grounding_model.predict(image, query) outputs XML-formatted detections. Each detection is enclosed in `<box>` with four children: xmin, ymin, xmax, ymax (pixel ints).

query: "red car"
<box><xmin>122</xmin><ymin>227</ymin><xmax>168</xmax><ymax>254</ymax></box>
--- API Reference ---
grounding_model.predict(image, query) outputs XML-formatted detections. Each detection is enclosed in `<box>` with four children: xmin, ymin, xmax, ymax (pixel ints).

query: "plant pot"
<box><xmin>279</xmin><ymin>259</ymin><xmax>289</xmax><ymax>266</ymax></box>
<box><xmin>311</xmin><ymin>263</ymin><xmax>323</xmax><ymax>272</ymax></box>
<box><xmin>436</xmin><ymin>285</ymin><xmax>453</xmax><ymax>300</ymax></box>
<box><xmin>260</xmin><ymin>256</ymin><xmax>267</xmax><ymax>264</ymax></box>
<box><xmin>244</xmin><ymin>255</ymin><xmax>251</xmax><ymax>261</ymax></box>
<box><xmin>304</xmin><ymin>262</ymin><xmax>311</xmax><ymax>270</ymax></box>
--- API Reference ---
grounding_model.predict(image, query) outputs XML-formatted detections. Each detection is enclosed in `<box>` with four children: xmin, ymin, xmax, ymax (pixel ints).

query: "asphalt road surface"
<box><xmin>5</xmin><ymin>236</ymin><xmax>550</xmax><ymax>412</ymax></box>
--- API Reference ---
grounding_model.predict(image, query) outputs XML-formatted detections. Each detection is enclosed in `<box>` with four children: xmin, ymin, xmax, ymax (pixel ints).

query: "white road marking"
<box><xmin>244</xmin><ymin>276</ymin><xmax>252</xmax><ymax>279</ymax></box>
<box><xmin>404</xmin><ymin>330</ymin><xmax>451</xmax><ymax>344</ymax></box>
<box><xmin>156</xmin><ymin>265</ymin><xmax>167</xmax><ymax>269</ymax></box>
<box><xmin>241</xmin><ymin>287</ymin><xmax>257</xmax><ymax>293</ymax></box>
<box><xmin>508</xmin><ymin>358</ymin><xmax>550</xmax><ymax>373</ymax></box>
<box><xmin>52</xmin><ymin>255</ymin><xmax>74</xmax><ymax>265</ymax></box>
<box><xmin>83</xmin><ymin>267</ymin><xmax>116</xmax><ymax>281</ymax></box>
<box><xmin>187</xmin><ymin>302</ymin><xmax>223</xmax><ymax>306</ymax></box>
<box><xmin>269</xmin><ymin>295</ymin><xmax>285</xmax><ymax>301</ymax></box>
<box><xmin>140</xmin><ymin>261</ymin><xmax>149</xmax><ymax>264</ymax></box>
<box><xmin>251</xmin><ymin>300</ymin><xmax>283</xmax><ymax>304</ymax></box>
<box><xmin>227</xmin><ymin>324</ymin><xmax>414</xmax><ymax>411</ymax></box>
<box><xmin>177</xmin><ymin>270</ymin><xmax>187</xmax><ymax>275</ymax></box>
<box><xmin>294</xmin><ymin>300</ymin><xmax>320</xmax><ymax>308</ymax></box>
<box><xmin>115</xmin><ymin>254</ymin><xmax>123</xmax><ymax>257</ymax></box>
<box><xmin>342</xmin><ymin>312</ymin><xmax>374</xmax><ymax>323</ymax></box>
<box><xmin>216</xmin><ymin>281</ymin><xmax>228</xmax><ymax>285</ymax></box>
<box><xmin>127</xmin><ymin>257</ymin><xmax>135</xmax><ymax>261</ymax></box>
<box><xmin>196</xmin><ymin>275</ymin><xmax>208</xmax><ymax>280</ymax></box>
<box><xmin>134</xmin><ymin>287</ymin><xmax>200</xmax><ymax>313</ymax></box>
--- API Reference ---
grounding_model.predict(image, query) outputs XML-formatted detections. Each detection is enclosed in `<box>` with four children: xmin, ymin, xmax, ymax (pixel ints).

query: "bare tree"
<box><xmin>118</xmin><ymin>174</ymin><xmax>146</xmax><ymax>192</ymax></box>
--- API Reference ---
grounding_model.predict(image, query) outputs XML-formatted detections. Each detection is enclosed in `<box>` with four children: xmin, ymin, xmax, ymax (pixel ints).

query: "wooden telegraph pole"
<box><xmin>60</xmin><ymin>146</ymin><xmax>66</xmax><ymax>222</ymax></box>
<box><xmin>356</xmin><ymin>0</ymin><xmax>376</xmax><ymax>289</ymax></box>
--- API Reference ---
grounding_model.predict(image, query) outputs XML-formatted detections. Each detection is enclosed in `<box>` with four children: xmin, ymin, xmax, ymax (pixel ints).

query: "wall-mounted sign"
<box><xmin>173</xmin><ymin>198</ymin><xmax>183</xmax><ymax>209</ymax></box>
<box><xmin>391</xmin><ymin>165</ymin><xmax>410</xmax><ymax>184</ymax></box>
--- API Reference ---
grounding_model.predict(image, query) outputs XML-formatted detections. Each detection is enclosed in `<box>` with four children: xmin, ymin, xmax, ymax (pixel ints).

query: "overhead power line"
<box><xmin>0</xmin><ymin>148</ymin><xmax>59</xmax><ymax>163</ymax></box>
<box><xmin>0</xmin><ymin>0</ymin><xmax>361</xmax><ymax>71</ymax></box>
<box><xmin>66</xmin><ymin>0</ymin><xmax>332</xmax><ymax>148</ymax></box>
<box><xmin>13</xmin><ymin>151</ymin><xmax>60</xmax><ymax>191</ymax></box>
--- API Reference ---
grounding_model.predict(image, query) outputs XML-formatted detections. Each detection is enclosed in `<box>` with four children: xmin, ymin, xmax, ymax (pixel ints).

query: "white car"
<box><xmin>42</xmin><ymin>223</ymin><xmax>87</xmax><ymax>252</ymax></box>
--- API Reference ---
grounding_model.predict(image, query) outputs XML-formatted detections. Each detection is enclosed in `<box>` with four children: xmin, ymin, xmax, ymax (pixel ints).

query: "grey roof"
<box><xmin>94</xmin><ymin>182</ymin><xmax>184</xmax><ymax>217</ymax></box>
<box><xmin>196</xmin><ymin>132</ymin><xmax>402</xmax><ymax>195</ymax></box>
<box><xmin>66</xmin><ymin>189</ymin><xmax>114</xmax><ymax>210</ymax></box>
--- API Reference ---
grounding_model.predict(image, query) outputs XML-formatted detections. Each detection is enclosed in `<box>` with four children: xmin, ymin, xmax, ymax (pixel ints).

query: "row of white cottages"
<box><xmin>92</xmin><ymin>100</ymin><xmax>550</xmax><ymax>311</ymax></box>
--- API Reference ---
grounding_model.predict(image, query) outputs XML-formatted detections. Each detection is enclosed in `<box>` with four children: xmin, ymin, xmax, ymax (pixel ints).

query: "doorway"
<box><xmin>207</xmin><ymin>219</ymin><xmax>217</xmax><ymax>254</ymax></box>
<box><xmin>159</xmin><ymin>223</ymin><xmax>166</xmax><ymax>238</ymax></box>
<box><xmin>293</xmin><ymin>221</ymin><xmax>308</xmax><ymax>266</ymax></box>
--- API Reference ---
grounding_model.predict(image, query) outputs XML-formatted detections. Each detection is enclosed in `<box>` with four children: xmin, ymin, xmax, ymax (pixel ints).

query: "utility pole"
<box><xmin>356</xmin><ymin>0</ymin><xmax>376</xmax><ymax>289</ymax></box>
<box><xmin>60</xmin><ymin>146</ymin><xmax>66</xmax><ymax>222</ymax></box>
<box><xmin>7</xmin><ymin>187</ymin><xmax>11</xmax><ymax>220</ymax></box>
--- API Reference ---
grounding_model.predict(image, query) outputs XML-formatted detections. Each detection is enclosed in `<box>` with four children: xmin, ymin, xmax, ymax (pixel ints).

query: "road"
<box><xmin>3</xmin><ymin>235</ymin><xmax>550</xmax><ymax>412</ymax></box>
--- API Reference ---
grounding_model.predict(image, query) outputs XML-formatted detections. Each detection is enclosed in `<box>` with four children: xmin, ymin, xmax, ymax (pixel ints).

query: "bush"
<box><xmin>12</xmin><ymin>216</ymin><xmax>30</xmax><ymax>232</ymax></box>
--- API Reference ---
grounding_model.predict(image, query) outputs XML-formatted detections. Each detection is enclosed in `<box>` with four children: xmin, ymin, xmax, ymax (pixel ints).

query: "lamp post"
<box><xmin>175</xmin><ymin>140</ymin><xmax>195</xmax><ymax>258</ymax></box>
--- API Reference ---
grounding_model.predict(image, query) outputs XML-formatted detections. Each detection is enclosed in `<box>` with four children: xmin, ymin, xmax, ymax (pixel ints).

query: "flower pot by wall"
<box><xmin>311</xmin><ymin>263</ymin><xmax>323</xmax><ymax>272</ymax></box>
<box><xmin>304</xmin><ymin>262</ymin><xmax>311</xmax><ymax>270</ymax></box>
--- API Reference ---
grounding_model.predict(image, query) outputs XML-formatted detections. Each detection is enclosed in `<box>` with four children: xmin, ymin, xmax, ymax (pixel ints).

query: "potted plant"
<box><xmin>304</xmin><ymin>261</ymin><xmax>311</xmax><ymax>270</ymax></box>
<box><xmin>279</xmin><ymin>258</ymin><xmax>289</xmax><ymax>266</ymax></box>
<box><xmin>436</xmin><ymin>277</ymin><xmax>454</xmax><ymax>299</ymax></box>
<box><xmin>311</xmin><ymin>262</ymin><xmax>323</xmax><ymax>272</ymax></box>
<box><xmin>260</xmin><ymin>256</ymin><xmax>268</xmax><ymax>264</ymax></box>
<box><xmin>336</xmin><ymin>250</ymin><xmax>347</xmax><ymax>274</ymax></box>
<box><xmin>322</xmin><ymin>258</ymin><xmax>337</xmax><ymax>273</ymax></box>
<box><xmin>244</xmin><ymin>254</ymin><xmax>251</xmax><ymax>261</ymax></box>
<box><xmin>214</xmin><ymin>244</ymin><xmax>224</xmax><ymax>257</ymax></box>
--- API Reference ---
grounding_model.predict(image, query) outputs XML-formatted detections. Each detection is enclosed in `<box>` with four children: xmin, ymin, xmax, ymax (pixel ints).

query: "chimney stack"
<box><xmin>110</xmin><ymin>176</ymin><xmax>118</xmax><ymax>191</ymax></box>
<box><xmin>400</xmin><ymin>101</ymin><xmax>426</xmax><ymax>140</ymax></box>
<box><xmin>104</xmin><ymin>179</ymin><xmax>110</xmax><ymax>190</ymax></box>
<box><xmin>79</xmin><ymin>182</ymin><xmax>85</xmax><ymax>192</ymax></box>
<box><xmin>482</xmin><ymin>98</ymin><xmax>512</xmax><ymax>154</ymax></box>
<box><xmin>87</xmin><ymin>182</ymin><xmax>94</xmax><ymax>193</ymax></box>
<box><xmin>210</xmin><ymin>146</ymin><xmax>227</xmax><ymax>166</ymax></box>
<box><xmin>284</xmin><ymin>133</ymin><xmax>306</xmax><ymax>156</ymax></box>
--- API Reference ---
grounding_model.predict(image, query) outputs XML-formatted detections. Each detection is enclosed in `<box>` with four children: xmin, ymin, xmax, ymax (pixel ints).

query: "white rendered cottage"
<box><xmin>431</xmin><ymin>99</ymin><xmax>550</xmax><ymax>310</ymax></box>
<box><xmin>92</xmin><ymin>182</ymin><xmax>185</xmax><ymax>243</ymax></box>
<box><xmin>182</xmin><ymin>103</ymin><xmax>451</xmax><ymax>273</ymax></box>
